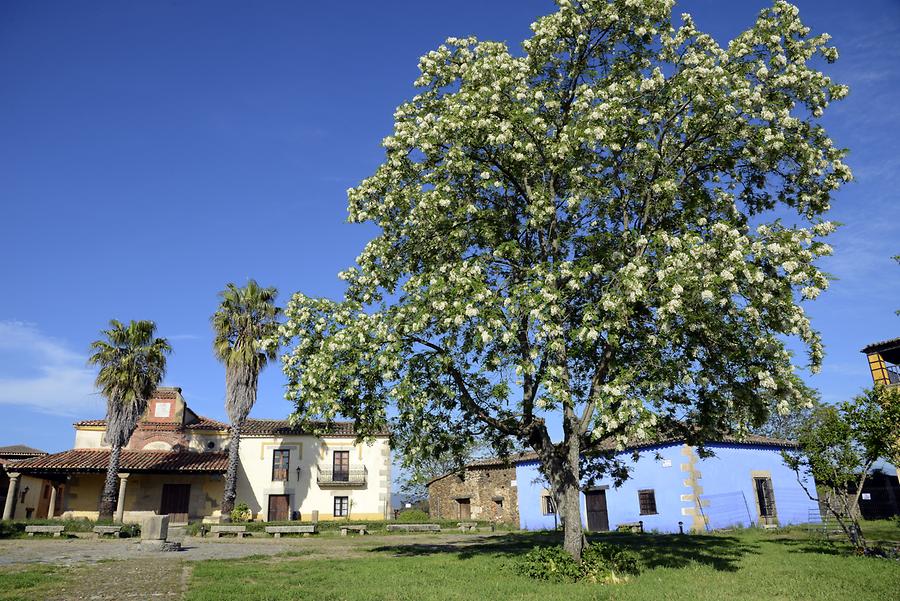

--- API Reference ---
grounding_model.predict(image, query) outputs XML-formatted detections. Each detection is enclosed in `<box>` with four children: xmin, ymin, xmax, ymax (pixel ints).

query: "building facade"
<box><xmin>428</xmin><ymin>436</ymin><xmax>817</xmax><ymax>533</ymax></box>
<box><xmin>0</xmin><ymin>445</ymin><xmax>55</xmax><ymax>520</ymax></box>
<box><xmin>427</xmin><ymin>460</ymin><xmax>519</xmax><ymax>525</ymax></box>
<box><xmin>3</xmin><ymin>388</ymin><xmax>391</xmax><ymax>523</ymax></box>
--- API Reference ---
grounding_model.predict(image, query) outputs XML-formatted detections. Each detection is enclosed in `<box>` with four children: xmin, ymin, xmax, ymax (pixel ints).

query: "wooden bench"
<box><xmin>457</xmin><ymin>522</ymin><xmax>477</xmax><ymax>532</ymax></box>
<box><xmin>265</xmin><ymin>525</ymin><xmax>318</xmax><ymax>538</ymax></box>
<box><xmin>93</xmin><ymin>525</ymin><xmax>123</xmax><ymax>538</ymax></box>
<box><xmin>25</xmin><ymin>525</ymin><xmax>65</xmax><ymax>537</ymax></box>
<box><xmin>340</xmin><ymin>524</ymin><xmax>368</xmax><ymax>536</ymax></box>
<box><xmin>210</xmin><ymin>525</ymin><xmax>247</xmax><ymax>538</ymax></box>
<box><xmin>386</xmin><ymin>524</ymin><xmax>441</xmax><ymax>533</ymax></box>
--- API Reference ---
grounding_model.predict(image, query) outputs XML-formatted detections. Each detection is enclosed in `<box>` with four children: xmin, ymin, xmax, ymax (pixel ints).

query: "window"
<box><xmin>334</xmin><ymin>496</ymin><xmax>349</xmax><ymax>517</ymax></box>
<box><xmin>333</xmin><ymin>450</ymin><xmax>350</xmax><ymax>482</ymax></box>
<box><xmin>272</xmin><ymin>449</ymin><xmax>290</xmax><ymax>481</ymax></box>
<box><xmin>541</xmin><ymin>495</ymin><xmax>556</xmax><ymax>516</ymax></box>
<box><xmin>638</xmin><ymin>489</ymin><xmax>657</xmax><ymax>515</ymax></box>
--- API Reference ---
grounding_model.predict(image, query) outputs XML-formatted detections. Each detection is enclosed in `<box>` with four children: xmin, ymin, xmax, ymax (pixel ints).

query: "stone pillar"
<box><xmin>47</xmin><ymin>484</ymin><xmax>58</xmax><ymax>519</ymax></box>
<box><xmin>115</xmin><ymin>473</ymin><xmax>130</xmax><ymax>523</ymax></box>
<box><xmin>2</xmin><ymin>473</ymin><xmax>20</xmax><ymax>520</ymax></box>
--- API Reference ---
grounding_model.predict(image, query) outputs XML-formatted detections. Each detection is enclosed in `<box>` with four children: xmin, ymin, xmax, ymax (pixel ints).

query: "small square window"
<box><xmin>638</xmin><ymin>489</ymin><xmax>657</xmax><ymax>515</ymax></box>
<box><xmin>541</xmin><ymin>495</ymin><xmax>556</xmax><ymax>515</ymax></box>
<box><xmin>334</xmin><ymin>496</ymin><xmax>349</xmax><ymax>517</ymax></box>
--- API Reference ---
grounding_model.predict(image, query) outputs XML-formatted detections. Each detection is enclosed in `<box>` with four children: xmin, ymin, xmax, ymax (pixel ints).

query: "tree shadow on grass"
<box><xmin>369</xmin><ymin>531</ymin><xmax>760</xmax><ymax>572</ymax></box>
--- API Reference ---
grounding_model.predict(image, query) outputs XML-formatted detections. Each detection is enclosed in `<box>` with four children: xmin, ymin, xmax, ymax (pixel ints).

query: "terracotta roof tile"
<box><xmin>241</xmin><ymin>419</ymin><xmax>389</xmax><ymax>437</ymax></box>
<box><xmin>74</xmin><ymin>415</ymin><xmax>228</xmax><ymax>431</ymax></box>
<box><xmin>0</xmin><ymin>444</ymin><xmax>47</xmax><ymax>456</ymax></box>
<box><xmin>10</xmin><ymin>449</ymin><xmax>228</xmax><ymax>474</ymax></box>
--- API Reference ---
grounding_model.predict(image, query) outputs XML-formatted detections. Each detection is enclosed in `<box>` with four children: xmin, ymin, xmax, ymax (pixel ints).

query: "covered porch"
<box><xmin>7</xmin><ymin>449</ymin><xmax>228</xmax><ymax>523</ymax></box>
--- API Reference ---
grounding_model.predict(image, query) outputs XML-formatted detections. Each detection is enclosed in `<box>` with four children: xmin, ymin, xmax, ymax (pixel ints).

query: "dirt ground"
<box><xmin>0</xmin><ymin>532</ymin><xmax>503</xmax><ymax>600</ymax></box>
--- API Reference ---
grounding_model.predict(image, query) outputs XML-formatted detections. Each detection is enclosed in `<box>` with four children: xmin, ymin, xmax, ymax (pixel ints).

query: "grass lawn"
<box><xmin>0</xmin><ymin>522</ymin><xmax>897</xmax><ymax>600</ymax></box>
<box><xmin>184</xmin><ymin>524</ymin><xmax>900</xmax><ymax>601</ymax></box>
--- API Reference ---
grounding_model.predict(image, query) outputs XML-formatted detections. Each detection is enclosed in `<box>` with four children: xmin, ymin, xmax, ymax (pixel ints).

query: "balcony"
<box><xmin>317</xmin><ymin>465</ymin><xmax>367</xmax><ymax>487</ymax></box>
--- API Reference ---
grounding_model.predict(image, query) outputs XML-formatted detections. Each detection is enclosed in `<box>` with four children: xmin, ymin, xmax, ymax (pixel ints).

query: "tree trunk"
<box><xmin>98</xmin><ymin>444</ymin><xmax>121</xmax><ymax>521</ymax></box>
<box><xmin>220</xmin><ymin>421</ymin><xmax>242</xmax><ymax>520</ymax></box>
<box><xmin>537</xmin><ymin>440</ymin><xmax>585</xmax><ymax>562</ymax></box>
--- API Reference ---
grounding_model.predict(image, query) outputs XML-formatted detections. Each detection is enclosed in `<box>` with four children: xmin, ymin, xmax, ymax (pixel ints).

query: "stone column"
<box><xmin>47</xmin><ymin>484</ymin><xmax>58</xmax><ymax>519</ymax></box>
<box><xmin>2</xmin><ymin>473</ymin><xmax>20</xmax><ymax>520</ymax></box>
<box><xmin>114</xmin><ymin>473</ymin><xmax>130</xmax><ymax>523</ymax></box>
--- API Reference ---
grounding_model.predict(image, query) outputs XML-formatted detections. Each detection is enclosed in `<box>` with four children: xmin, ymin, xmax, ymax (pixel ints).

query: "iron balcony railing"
<box><xmin>317</xmin><ymin>465</ymin><xmax>367</xmax><ymax>487</ymax></box>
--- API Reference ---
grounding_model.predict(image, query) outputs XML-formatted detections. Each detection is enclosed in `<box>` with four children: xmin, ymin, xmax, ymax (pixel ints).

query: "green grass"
<box><xmin>0</xmin><ymin>566</ymin><xmax>57</xmax><ymax>601</ymax></box>
<box><xmin>185</xmin><ymin>525</ymin><xmax>900</xmax><ymax>601</ymax></box>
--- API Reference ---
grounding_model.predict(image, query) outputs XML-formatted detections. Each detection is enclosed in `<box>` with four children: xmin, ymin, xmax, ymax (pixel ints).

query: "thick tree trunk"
<box><xmin>98</xmin><ymin>444</ymin><xmax>121</xmax><ymax>521</ymax></box>
<box><xmin>537</xmin><ymin>438</ymin><xmax>585</xmax><ymax>562</ymax></box>
<box><xmin>220</xmin><ymin>421</ymin><xmax>242</xmax><ymax>520</ymax></box>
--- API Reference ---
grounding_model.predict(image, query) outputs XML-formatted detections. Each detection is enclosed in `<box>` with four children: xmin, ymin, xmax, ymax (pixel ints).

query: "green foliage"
<box><xmin>88</xmin><ymin>320</ymin><xmax>171</xmax><ymax>448</ymax></box>
<box><xmin>231</xmin><ymin>503</ymin><xmax>252</xmax><ymax>523</ymax></box>
<box><xmin>279</xmin><ymin>0</ymin><xmax>850</xmax><ymax>560</ymax></box>
<box><xmin>516</xmin><ymin>543</ymin><xmax>641</xmax><ymax>584</ymax></box>
<box><xmin>784</xmin><ymin>386</ymin><xmax>900</xmax><ymax>552</ymax></box>
<box><xmin>395</xmin><ymin>509</ymin><xmax>430</xmax><ymax>523</ymax></box>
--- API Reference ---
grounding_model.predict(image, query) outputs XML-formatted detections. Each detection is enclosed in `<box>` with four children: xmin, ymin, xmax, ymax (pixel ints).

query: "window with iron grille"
<box><xmin>638</xmin><ymin>489</ymin><xmax>657</xmax><ymax>515</ymax></box>
<box><xmin>541</xmin><ymin>495</ymin><xmax>556</xmax><ymax>515</ymax></box>
<box><xmin>272</xmin><ymin>449</ymin><xmax>290</xmax><ymax>481</ymax></box>
<box><xmin>334</xmin><ymin>496</ymin><xmax>349</xmax><ymax>517</ymax></box>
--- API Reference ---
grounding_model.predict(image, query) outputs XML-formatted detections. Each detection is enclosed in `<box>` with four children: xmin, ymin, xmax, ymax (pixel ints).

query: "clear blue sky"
<box><xmin>1</xmin><ymin>0</ymin><xmax>897</xmax><ymax>454</ymax></box>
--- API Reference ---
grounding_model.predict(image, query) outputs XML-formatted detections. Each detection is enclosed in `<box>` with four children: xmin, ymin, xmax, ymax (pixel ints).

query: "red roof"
<box><xmin>74</xmin><ymin>415</ymin><xmax>228</xmax><ymax>431</ymax></box>
<box><xmin>9</xmin><ymin>449</ymin><xmax>228</xmax><ymax>474</ymax></box>
<box><xmin>241</xmin><ymin>419</ymin><xmax>389</xmax><ymax>437</ymax></box>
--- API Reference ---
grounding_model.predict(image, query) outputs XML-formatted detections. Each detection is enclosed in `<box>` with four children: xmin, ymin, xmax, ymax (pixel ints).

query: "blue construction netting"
<box><xmin>698</xmin><ymin>489</ymin><xmax>817</xmax><ymax>531</ymax></box>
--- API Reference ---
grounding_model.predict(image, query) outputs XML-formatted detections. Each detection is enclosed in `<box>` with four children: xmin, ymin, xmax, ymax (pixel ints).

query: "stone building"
<box><xmin>427</xmin><ymin>457</ymin><xmax>520</xmax><ymax>525</ymax></box>
<box><xmin>3</xmin><ymin>387</ymin><xmax>391</xmax><ymax>523</ymax></box>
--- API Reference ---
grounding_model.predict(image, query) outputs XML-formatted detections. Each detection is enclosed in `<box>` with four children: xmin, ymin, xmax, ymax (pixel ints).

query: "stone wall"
<box><xmin>428</xmin><ymin>464</ymin><xmax>518</xmax><ymax>525</ymax></box>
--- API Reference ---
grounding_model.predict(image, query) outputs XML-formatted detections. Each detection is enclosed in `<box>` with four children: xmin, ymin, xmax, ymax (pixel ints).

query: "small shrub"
<box><xmin>396</xmin><ymin>509</ymin><xmax>429</xmax><ymax>523</ymax></box>
<box><xmin>516</xmin><ymin>543</ymin><xmax>642</xmax><ymax>584</ymax></box>
<box><xmin>580</xmin><ymin>542</ymin><xmax>642</xmax><ymax>583</ymax></box>
<box><xmin>231</xmin><ymin>502</ymin><xmax>251</xmax><ymax>523</ymax></box>
<box><xmin>516</xmin><ymin>546</ymin><xmax>582</xmax><ymax>582</ymax></box>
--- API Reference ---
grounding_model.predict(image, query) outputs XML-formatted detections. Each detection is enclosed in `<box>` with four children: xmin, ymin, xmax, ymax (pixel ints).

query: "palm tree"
<box><xmin>89</xmin><ymin>320</ymin><xmax>171</xmax><ymax>521</ymax></box>
<box><xmin>212</xmin><ymin>280</ymin><xmax>280</xmax><ymax>519</ymax></box>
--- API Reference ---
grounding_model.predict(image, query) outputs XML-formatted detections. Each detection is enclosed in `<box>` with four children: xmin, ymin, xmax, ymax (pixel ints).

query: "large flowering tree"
<box><xmin>279</xmin><ymin>0</ymin><xmax>849</xmax><ymax>560</ymax></box>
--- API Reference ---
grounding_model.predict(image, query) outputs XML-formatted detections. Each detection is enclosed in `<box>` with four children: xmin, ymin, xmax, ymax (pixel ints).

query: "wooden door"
<box><xmin>160</xmin><ymin>484</ymin><xmax>191</xmax><ymax>523</ymax></box>
<box><xmin>268</xmin><ymin>495</ymin><xmax>290</xmax><ymax>522</ymax></box>
<box><xmin>458</xmin><ymin>498</ymin><xmax>471</xmax><ymax>520</ymax></box>
<box><xmin>585</xmin><ymin>490</ymin><xmax>609</xmax><ymax>531</ymax></box>
<box><xmin>754</xmin><ymin>478</ymin><xmax>777</xmax><ymax>525</ymax></box>
<box><xmin>333</xmin><ymin>450</ymin><xmax>349</xmax><ymax>482</ymax></box>
<box><xmin>37</xmin><ymin>483</ymin><xmax>52</xmax><ymax>519</ymax></box>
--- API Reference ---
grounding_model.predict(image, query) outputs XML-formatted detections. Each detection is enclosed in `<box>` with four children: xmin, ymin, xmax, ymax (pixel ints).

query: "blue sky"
<box><xmin>0</xmin><ymin>0</ymin><xmax>898</xmax><ymax>454</ymax></box>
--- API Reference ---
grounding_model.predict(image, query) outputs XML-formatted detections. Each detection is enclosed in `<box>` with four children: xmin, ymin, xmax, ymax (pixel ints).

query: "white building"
<box><xmin>3</xmin><ymin>387</ymin><xmax>391</xmax><ymax>523</ymax></box>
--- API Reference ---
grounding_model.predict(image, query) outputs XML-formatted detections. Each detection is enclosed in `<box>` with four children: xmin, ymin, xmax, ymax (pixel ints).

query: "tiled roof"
<box><xmin>427</xmin><ymin>433</ymin><xmax>798</xmax><ymax>485</ymax></box>
<box><xmin>861</xmin><ymin>337</ymin><xmax>900</xmax><ymax>354</ymax></box>
<box><xmin>240</xmin><ymin>419</ymin><xmax>388</xmax><ymax>437</ymax></box>
<box><xmin>74</xmin><ymin>415</ymin><xmax>228</xmax><ymax>431</ymax></box>
<box><xmin>10</xmin><ymin>449</ymin><xmax>228</xmax><ymax>474</ymax></box>
<box><xmin>0</xmin><ymin>444</ymin><xmax>48</xmax><ymax>457</ymax></box>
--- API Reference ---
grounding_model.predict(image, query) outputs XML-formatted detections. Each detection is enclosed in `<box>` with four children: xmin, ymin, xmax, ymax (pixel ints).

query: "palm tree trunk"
<box><xmin>99</xmin><ymin>444</ymin><xmax>121</xmax><ymax>521</ymax></box>
<box><xmin>221</xmin><ymin>421</ymin><xmax>242</xmax><ymax>520</ymax></box>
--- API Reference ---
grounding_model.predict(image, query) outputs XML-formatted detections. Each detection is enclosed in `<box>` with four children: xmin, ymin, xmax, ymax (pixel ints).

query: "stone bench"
<box><xmin>93</xmin><ymin>525</ymin><xmax>123</xmax><ymax>538</ymax></box>
<box><xmin>616</xmin><ymin>521</ymin><xmax>644</xmax><ymax>533</ymax></box>
<box><xmin>265</xmin><ymin>525</ymin><xmax>318</xmax><ymax>538</ymax></box>
<box><xmin>210</xmin><ymin>525</ymin><xmax>247</xmax><ymax>538</ymax></box>
<box><xmin>457</xmin><ymin>522</ymin><xmax>478</xmax><ymax>532</ymax></box>
<box><xmin>386</xmin><ymin>523</ymin><xmax>441</xmax><ymax>533</ymax></box>
<box><xmin>340</xmin><ymin>524</ymin><xmax>369</xmax><ymax>536</ymax></box>
<box><xmin>25</xmin><ymin>525</ymin><xmax>65</xmax><ymax>537</ymax></box>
